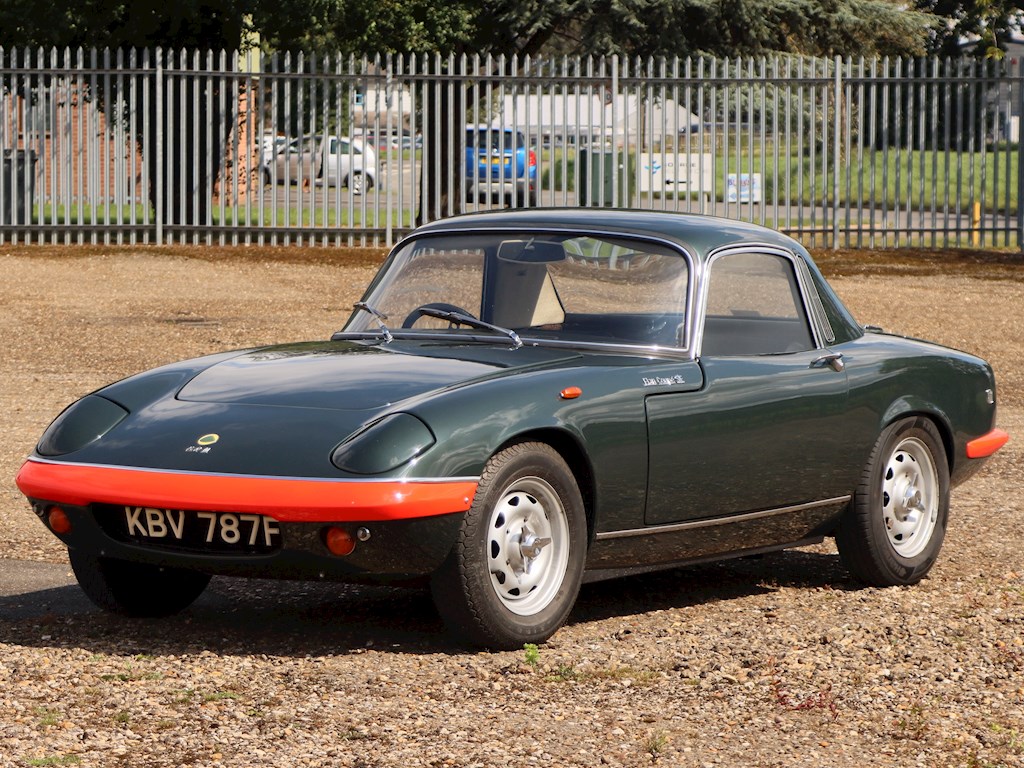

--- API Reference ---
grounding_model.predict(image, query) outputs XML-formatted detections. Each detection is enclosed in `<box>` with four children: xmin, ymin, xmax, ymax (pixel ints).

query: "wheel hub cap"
<box><xmin>882</xmin><ymin>437</ymin><xmax>939</xmax><ymax>559</ymax></box>
<box><xmin>515</xmin><ymin>527</ymin><xmax>552</xmax><ymax>569</ymax></box>
<box><xmin>486</xmin><ymin>477</ymin><xmax>569</xmax><ymax>616</ymax></box>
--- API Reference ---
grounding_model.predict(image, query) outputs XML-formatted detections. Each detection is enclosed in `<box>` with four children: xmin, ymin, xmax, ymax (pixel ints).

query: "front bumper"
<box><xmin>17</xmin><ymin>458</ymin><xmax>477</xmax><ymax>581</ymax></box>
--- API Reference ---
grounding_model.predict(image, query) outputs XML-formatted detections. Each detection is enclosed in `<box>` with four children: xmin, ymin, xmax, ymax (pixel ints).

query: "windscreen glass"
<box><xmin>345</xmin><ymin>233</ymin><xmax>691</xmax><ymax>348</ymax></box>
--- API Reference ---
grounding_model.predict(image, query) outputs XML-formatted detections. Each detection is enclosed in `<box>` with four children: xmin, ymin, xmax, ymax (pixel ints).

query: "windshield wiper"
<box><xmin>353</xmin><ymin>301</ymin><xmax>393</xmax><ymax>343</ymax></box>
<box><xmin>417</xmin><ymin>307</ymin><xmax>523</xmax><ymax>349</ymax></box>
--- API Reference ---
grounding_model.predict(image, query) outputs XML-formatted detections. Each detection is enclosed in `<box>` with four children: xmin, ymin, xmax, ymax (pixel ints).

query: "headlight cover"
<box><xmin>37</xmin><ymin>395</ymin><xmax>129</xmax><ymax>456</ymax></box>
<box><xmin>331</xmin><ymin>413</ymin><xmax>436</xmax><ymax>474</ymax></box>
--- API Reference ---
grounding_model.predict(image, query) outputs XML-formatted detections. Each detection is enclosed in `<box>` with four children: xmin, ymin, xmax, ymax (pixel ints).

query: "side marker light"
<box><xmin>559</xmin><ymin>386</ymin><xmax>582</xmax><ymax>400</ymax></box>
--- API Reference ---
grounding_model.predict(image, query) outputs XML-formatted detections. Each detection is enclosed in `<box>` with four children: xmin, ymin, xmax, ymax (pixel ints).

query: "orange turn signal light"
<box><xmin>325</xmin><ymin>527</ymin><xmax>356</xmax><ymax>556</ymax></box>
<box><xmin>48</xmin><ymin>506</ymin><xmax>72</xmax><ymax>535</ymax></box>
<box><xmin>559</xmin><ymin>386</ymin><xmax>582</xmax><ymax>400</ymax></box>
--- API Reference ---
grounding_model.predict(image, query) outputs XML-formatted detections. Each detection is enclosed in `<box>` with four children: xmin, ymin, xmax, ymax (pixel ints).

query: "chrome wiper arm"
<box><xmin>353</xmin><ymin>301</ymin><xmax>393</xmax><ymax>343</ymax></box>
<box><xmin>418</xmin><ymin>308</ymin><xmax>523</xmax><ymax>349</ymax></box>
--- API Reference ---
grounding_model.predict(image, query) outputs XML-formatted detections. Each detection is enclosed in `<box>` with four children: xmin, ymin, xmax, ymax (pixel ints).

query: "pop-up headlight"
<box><xmin>331</xmin><ymin>413</ymin><xmax>435</xmax><ymax>474</ymax></box>
<box><xmin>36</xmin><ymin>395</ymin><xmax>129</xmax><ymax>456</ymax></box>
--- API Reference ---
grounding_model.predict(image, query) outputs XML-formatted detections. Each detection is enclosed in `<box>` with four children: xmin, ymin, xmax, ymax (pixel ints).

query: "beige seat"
<box><xmin>490</xmin><ymin>242</ymin><xmax>566</xmax><ymax>328</ymax></box>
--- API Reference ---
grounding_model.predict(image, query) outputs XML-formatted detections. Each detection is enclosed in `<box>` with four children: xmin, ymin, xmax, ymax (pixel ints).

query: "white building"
<box><xmin>488</xmin><ymin>92</ymin><xmax>701</xmax><ymax>148</ymax></box>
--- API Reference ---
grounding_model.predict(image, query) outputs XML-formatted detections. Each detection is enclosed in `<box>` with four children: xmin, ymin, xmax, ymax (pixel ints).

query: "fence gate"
<box><xmin>2</xmin><ymin>47</ymin><xmax>1022</xmax><ymax>248</ymax></box>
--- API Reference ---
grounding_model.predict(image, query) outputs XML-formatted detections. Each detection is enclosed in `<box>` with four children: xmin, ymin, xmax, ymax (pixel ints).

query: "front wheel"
<box><xmin>69</xmin><ymin>549</ymin><xmax>211</xmax><ymax>617</ymax></box>
<box><xmin>430</xmin><ymin>442</ymin><xmax>587</xmax><ymax>649</ymax></box>
<box><xmin>348</xmin><ymin>172</ymin><xmax>371</xmax><ymax>195</ymax></box>
<box><xmin>835</xmin><ymin>417</ymin><xmax>950</xmax><ymax>586</ymax></box>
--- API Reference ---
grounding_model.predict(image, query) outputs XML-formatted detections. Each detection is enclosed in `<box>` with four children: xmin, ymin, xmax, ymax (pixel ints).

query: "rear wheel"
<box><xmin>836</xmin><ymin>417</ymin><xmax>949</xmax><ymax>586</ymax></box>
<box><xmin>431</xmin><ymin>442</ymin><xmax>587</xmax><ymax>649</ymax></box>
<box><xmin>69</xmin><ymin>549</ymin><xmax>211</xmax><ymax>617</ymax></box>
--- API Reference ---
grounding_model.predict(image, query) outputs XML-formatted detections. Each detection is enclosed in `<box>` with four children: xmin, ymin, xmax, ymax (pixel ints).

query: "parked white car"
<box><xmin>261</xmin><ymin>135</ymin><xmax>378</xmax><ymax>194</ymax></box>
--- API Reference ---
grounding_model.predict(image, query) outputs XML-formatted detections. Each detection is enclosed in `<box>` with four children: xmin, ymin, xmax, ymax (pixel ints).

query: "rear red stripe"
<box><xmin>16</xmin><ymin>460</ymin><xmax>477</xmax><ymax>522</ymax></box>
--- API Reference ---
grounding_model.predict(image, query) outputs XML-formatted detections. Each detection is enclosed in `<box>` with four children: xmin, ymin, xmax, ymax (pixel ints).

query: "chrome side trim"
<box><xmin>331</xmin><ymin>331</ymin><xmax>695</xmax><ymax>359</ymax></box>
<box><xmin>23</xmin><ymin>456</ymin><xmax>480</xmax><ymax>485</ymax></box>
<box><xmin>594</xmin><ymin>496</ymin><xmax>852</xmax><ymax>541</ymax></box>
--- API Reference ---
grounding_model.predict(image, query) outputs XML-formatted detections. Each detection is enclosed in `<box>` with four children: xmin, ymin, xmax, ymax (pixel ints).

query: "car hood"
<box><xmin>177</xmin><ymin>340</ymin><xmax>581</xmax><ymax>411</ymax></box>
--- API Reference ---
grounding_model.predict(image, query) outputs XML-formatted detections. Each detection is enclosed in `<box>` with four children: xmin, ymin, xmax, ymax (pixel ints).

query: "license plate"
<box><xmin>109</xmin><ymin>506</ymin><xmax>282</xmax><ymax>554</ymax></box>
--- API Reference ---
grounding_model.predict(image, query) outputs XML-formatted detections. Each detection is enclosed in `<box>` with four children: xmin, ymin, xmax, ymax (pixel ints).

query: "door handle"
<box><xmin>810</xmin><ymin>352</ymin><xmax>845</xmax><ymax>372</ymax></box>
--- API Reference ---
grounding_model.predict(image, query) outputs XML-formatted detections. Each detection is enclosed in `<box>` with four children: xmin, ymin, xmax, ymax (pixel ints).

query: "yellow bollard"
<box><xmin>971</xmin><ymin>202</ymin><xmax>981</xmax><ymax>246</ymax></box>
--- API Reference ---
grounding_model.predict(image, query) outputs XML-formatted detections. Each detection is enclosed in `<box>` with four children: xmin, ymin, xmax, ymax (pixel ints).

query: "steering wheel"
<box><xmin>402</xmin><ymin>302</ymin><xmax>477</xmax><ymax>328</ymax></box>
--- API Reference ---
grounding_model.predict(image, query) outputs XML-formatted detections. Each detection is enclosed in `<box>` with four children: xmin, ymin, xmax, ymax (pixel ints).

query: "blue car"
<box><xmin>465</xmin><ymin>127</ymin><xmax>537</xmax><ymax>207</ymax></box>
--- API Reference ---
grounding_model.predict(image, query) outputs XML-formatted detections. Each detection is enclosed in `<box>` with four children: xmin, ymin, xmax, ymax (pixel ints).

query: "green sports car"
<box><xmin>17</xmin><ymin>209</ymin><xmax>1008</xmax><ymax>649</ymax></box>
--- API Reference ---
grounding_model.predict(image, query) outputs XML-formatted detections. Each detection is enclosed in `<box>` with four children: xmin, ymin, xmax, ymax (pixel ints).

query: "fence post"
<box><xmin>611</xmin><ymin>55</ymin><xmax>619</xmax><ymax>208</ymax></box>
<box><xmin>833</xmin><ymin>56</ymin><xmax>842</xmax><ymax>250</ymax></box>
<box><xmin>1017</xmin><ymin>57</ymin><xmax>1024</xmax><ymax>251</ymax></box>
<box><xmin>155</xmin><ymin>48</ymin><xmax>163</xmax><ymax>246</ymax></box>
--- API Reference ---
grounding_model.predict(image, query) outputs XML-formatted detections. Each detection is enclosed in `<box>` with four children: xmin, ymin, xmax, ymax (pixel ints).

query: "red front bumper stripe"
<box><xmin>966</xmin><ymin>428</ymin><xmax>1009</xmax><ymax>459</ymax></box>
<box><xmin>16</xmin><ymin>459</ymin><xmax>478</xmax><ymax>522</ymax></box>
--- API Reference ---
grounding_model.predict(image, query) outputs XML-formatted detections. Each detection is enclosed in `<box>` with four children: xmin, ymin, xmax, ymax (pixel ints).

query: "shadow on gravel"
<box><xmin>0</xmin><ymin>548</ymin><xmax>853</xmax><ymax>657</ymax></box>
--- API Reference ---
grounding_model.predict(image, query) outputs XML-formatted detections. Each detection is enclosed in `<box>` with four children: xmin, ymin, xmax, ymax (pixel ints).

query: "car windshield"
<box><xmin>343</xmin><ymin>232</ymin><xmax>692</xmax><ymax>349</ymax></box>
<box><xmin>467</xmin><ymin>130</ymin><xmax>525</xmax><ymax>151</ymax></box>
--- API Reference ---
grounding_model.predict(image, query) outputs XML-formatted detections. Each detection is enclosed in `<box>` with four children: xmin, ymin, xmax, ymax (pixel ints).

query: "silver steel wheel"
<box><xmin>486</xmin><ymin>476</ymin><xmax>570</xmax><ymax>616</ymax></box>
<box><xmin>882</xmin><ymin>436</ymin><xmax>939</xmax><ymax>559</ymax></box>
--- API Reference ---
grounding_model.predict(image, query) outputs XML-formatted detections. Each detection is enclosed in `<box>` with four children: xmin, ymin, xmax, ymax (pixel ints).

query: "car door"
<box><xmin>644</xmin><ymin>248</ymin><xmax>857</xmax><ymax>525</ymax></box>
<box><xmin>275</xmin><ymin>138</ymin><xmax>317</xmax><ymax>185</ymax></box>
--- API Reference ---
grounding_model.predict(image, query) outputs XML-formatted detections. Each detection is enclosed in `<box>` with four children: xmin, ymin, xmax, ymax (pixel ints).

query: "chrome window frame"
<box><xmin>336</xmin><ymin>226</ymin><xmax>699</xmax><ymax>359</ymax></box>
<box><xmin>694</xmin><ymin>244</ymin><xmax>831</xmax><ymax>357</ymax></box>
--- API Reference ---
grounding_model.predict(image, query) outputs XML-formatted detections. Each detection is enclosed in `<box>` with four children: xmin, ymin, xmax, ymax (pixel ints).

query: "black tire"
<box><xmin>69</xmin><ymin>549</ymin><xmax>211</xmax><ymax>617</ymax></box>
<box><xmin>430</xmin><ymin>442</ymin><xmax>587</xmax><ymax>649</ymax></box>
<box><xmin>514</xmin><ymin>190</ymin><xmax>537</xmax><ymax>208</ymax></box>
<box><xmin>835</xmin><ymin>416</ymin><xmax>950</xmax><ymax>586</ymax></box>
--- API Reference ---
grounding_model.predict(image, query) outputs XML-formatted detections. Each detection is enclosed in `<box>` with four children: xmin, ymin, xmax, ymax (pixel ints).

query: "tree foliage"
<box><xmin>3</xmin><ymin>0</ymin><xmax>1019</xmax><ymax>62</ymax></box>
<box><xmin>916</xmin><ymin>0</ymin><xmax>1024</xmax><ymax>58</ymax></box>
<box><xmin>0</xmin><ymin>1</ymin><xmax>251</xmax><ymax>51</ymax></box>
<box><xmin>257</xmin><ymin>0</ymin><xmax>943</xmax><ymax>59</ymax></box>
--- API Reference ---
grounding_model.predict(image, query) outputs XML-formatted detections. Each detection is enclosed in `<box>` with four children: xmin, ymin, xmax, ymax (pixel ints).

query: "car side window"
<box><xmin>701</xmin><ymin>252</ymin><xmax>815</xmax><ymax>356</ymax></box>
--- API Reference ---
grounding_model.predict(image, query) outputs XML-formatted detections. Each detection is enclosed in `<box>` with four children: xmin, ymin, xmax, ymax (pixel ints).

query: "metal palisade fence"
<box><xmin>1</xmin><ymin>47</ymin><xmax>1022</xmax><ymax>248</ymax></box>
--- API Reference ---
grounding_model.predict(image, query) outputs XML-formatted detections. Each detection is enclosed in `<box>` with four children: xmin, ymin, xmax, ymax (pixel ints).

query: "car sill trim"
<box><xmin>594</xmin><ymin>496</ymin><xmax>852</xmax><ymax>541</ymax></box>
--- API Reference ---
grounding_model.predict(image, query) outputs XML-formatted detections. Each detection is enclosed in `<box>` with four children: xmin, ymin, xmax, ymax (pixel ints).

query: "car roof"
<box><xmin>411</xmin><ymin>208</ymin><xmax>806</xmax><ymax>263</ymax></box>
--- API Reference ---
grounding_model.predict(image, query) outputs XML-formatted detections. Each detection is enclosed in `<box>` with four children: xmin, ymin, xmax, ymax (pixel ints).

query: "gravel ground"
<box><xmin>1</xmin><ymin>244</ymin><xmax>1022</xmax><ymax>768</ymax></box>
